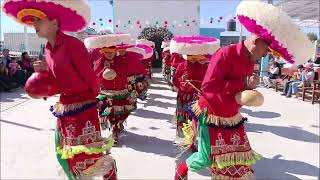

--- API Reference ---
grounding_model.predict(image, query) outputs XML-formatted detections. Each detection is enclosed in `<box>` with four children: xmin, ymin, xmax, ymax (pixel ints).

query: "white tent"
<box><xmin>276</xmin><ymin>0</ymin><xmax>320</xmax><ymax>28</ymax></box>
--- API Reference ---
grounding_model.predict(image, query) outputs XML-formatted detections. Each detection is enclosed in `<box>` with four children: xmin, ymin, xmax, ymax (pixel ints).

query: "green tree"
<box><xmin>306</xmin><ymin>32</ymin><xmax>318</xmax><ymax>42</ymax></box>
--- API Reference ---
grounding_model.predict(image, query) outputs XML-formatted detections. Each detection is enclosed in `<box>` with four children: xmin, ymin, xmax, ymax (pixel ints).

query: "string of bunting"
<box><xmin>90</xmin><ymin>16</ymin><xmax>237</xmax><ymax>28</ymax></box>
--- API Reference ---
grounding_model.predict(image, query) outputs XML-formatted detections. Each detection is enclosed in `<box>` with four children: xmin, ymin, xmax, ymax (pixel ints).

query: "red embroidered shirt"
<box><xmin>45</xmin><ymin>31</ymin><xmax>98</xmax><ymax>104</ymax></box>
<box><xmin>173</xmin><ymin>61</ymin><xmax>208</xmax><ymax>94</ymax></box>
<box><xmin>162</xmin><ymin>50</ymin><xmax>171</xmax><ymax>66</ymax></box>
<box><xmin>94</xmin><ymin>56</ymin><xmax>128</xmax><ymax>90</ymax></box>
<box><xmin>123</xmin><ymin>52</ymin><xmax>146</xmax><ymax>76</ymax></box>
<box><xmin>171</xmin><ymin>53</ymin><xmax>184</xmax><ymax>69</ymax></box>
<box><xmin>198</xmin><ymin>42</ymin><xmax>255</xmax><ymax>118</ymax></box>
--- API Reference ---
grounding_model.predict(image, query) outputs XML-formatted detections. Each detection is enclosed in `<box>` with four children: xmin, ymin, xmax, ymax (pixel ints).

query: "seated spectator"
<box><xmin>0</xmin><ymin>49</ymin><xmax>11</xmax><ymax>68</ymax></box>
<box><xmin>284</xmin><ymin>63</ymin><xmax>315</xmax><ymax>97</ymax></box>
<box><xmin>8</xmin><ymin>58</ymin><xmax>21</xmax><ymax>76</ymax></box>
<box><xmin>20</xmin><ymin>52</ymin><xmax>34</xmax><ymax>77</ymax></box>
<box><xmin>263</xmin><ymin>61</ymin><xmax>281</xmax><ymax>88</ymax></box>
<box><xmin>282</xmin><ymin>65</ymin><xmax>304</xmax><ymax>96</ymax></box>
<box><xmin>0</xmin><ymin>63</ymin><xmax>19</xmax><ymax>92</ymax></box>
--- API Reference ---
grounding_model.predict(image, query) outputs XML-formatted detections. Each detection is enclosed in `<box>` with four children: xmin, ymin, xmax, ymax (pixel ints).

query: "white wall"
<box><xmin>3</xmin><ymin>33</ymin><xmax>46</xmax><ymax>56</ymax></box>
<box><xmin>114</xmin><ymin>0</ymin><xmax>200</xmax><ymax>38</ymax></box>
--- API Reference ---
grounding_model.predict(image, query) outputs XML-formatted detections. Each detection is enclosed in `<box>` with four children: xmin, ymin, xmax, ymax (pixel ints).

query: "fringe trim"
<box><xmin>101</xmin><ymin>105</ymin><xmax>135</xmax><ymax>116</ymax></box>
<box><xmin>212</xmin><ymin>151</ymin><xmax>262</xmax><ymax>169</ymax></box>
<box><xmin>56</xmin><ymin>137</ymin><xmax>114</xmax><ymax>159</ymax></box>
<box><xmin>50</xmin><ymin>100</ymin><xmax>97</xmax><ymax>118</ymax></box>
<box><xmin>180</xmin><ymin>120</ymin><xmax>194</xmax><ymax>149</ymax></box>
<box><xmin>127</xmin><ymin>75</ymin><xmax>135</xmax><ymax>82</ymax></box>
<box><xmin>191</xmin><ymin>102</ymin><xmax>243</xmax><ymax>126</ymax></box>
<box><xmin>99</xmin><ymin>89</ymin><xmax>129</xmax><ymax>98</ymax></box>
<box><xmin>212</xmin><ymin>171</ymin><xmax>254</xmax><ymax>180</ymax></box>
<box><xmin>81</xmin><ymin>155</ymin><xmax>116</xmax><ymax>177</ymax></box>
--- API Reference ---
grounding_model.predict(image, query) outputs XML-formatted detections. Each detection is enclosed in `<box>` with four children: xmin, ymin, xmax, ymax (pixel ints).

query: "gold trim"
<box><xmin>17</xmin><ymin>9</ymin><xmax>47</xmax><ymax>24</ymax></box>
<box><xmin>100</xmin><ymin>89</ymin><xmax>129</xmax><ymax>97</ymax></box>
<box><xmin>100</xmin><ymin>47</ymin><xmax>117</xmax><ymax>54</ymax></box>
<box><xmin>52</xmin><ymin>100</ymin><xmax>96</xmax><ymax>114</ymax></box>
<box><xmin>191</xmin><ymin>102</ymin><xmax>243</xmax><ymax>126</ymax></box>
<box><xmin>211</xmin><ymin>151</ymin><xmax>261</xmax><ymax>167</ymax></box>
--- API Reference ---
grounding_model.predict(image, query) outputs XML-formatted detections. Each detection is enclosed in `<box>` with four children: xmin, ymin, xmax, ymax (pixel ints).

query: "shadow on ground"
<box><xmin>118</xmin><ymin>131</ymin><xmax>178</xmax><ymax>158</ymax></box>
<box><xmin>241</xmin><ymin>108</ymin><xmax>281</xmax><ymax>119</ymax></box>
<box><xmin>254</xmin><ymin>154</ymin><xmax>320</xmax><ymax>179</ymax></box>
<box><xmin>245</xmin><ymin>123</ymin><xmax>319</xmax><ymax>143</ymax></box>
<box><xmin>0</xmin><ymin>88</ymin><xmax>29</xmax><ymax>103</ymax></box>
<box><xmin>131</xmin><ymin>108</ymin><xmax>174</xmax><ymax>123</ymax></box>
<box><xmin>0</xmin><ymin>119</ymin><xmax>54</xmax><ymax>131</ymax></box>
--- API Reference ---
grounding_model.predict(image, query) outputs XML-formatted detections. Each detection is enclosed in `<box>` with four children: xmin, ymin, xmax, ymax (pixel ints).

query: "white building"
<box><xmin>3</xmin><ymin>33</ymin><xmax>46</xmax><ymax>56</ymax></box>
<box><xmin>113</xmin><ymin>0</ymin><xmax>200</xmax><ymax>38</ymax></box>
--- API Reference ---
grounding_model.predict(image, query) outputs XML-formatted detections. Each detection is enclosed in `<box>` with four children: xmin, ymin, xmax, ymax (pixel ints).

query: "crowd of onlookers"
<box><xmin>0</xmin><ymin>49</ymin><xmax>35</xmax><ymax>92</ymax></box>
<box><xmin>260</xmin><ymin>52</ymin><xmax>320</xmax><ymax>99</ymax></box>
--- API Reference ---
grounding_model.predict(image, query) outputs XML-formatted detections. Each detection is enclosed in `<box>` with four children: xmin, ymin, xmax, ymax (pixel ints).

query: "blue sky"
<box><xmin>1</xmin><ymin>0</ymin><xmax>319</xmax><ymax>40</ymax></box>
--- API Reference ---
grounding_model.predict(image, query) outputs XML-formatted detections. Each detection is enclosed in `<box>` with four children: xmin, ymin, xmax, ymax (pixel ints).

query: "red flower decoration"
<box><xmin>164</xmin><ymin>21</ymin><xmax>168</xmax><ymax>24</ymax></box>
<box><xmin>210</xmin><ymin>20</ymin><xmax>213</xmax><ymax>24</ymax></box>
<box><xmin>108</xmin><ymin>19</ymin><xmax>112</xmax><ymax>23</ymax></box>
<box><xmin>137</xmin><ymin>21</ymin><xmax>140</xmax><ymax>24</ymax></box>
<box><xmin>219</xmin><ymin>16</ymin><xmax>223</xmax><ymax>20</ymax></box>
<box><xmin>187</xmin><ymin>24</ymin><xmax>190</xmax><ymax>26</ymax></box>
<box><xmin>192</xmin><ymin>19</ymin><xmax>196</xmax><ymax>23</ymax></box>
<box><xmin>139</xmin><ymin>25</ymin><xmax>142</xmax><ymax>28</ymax></box>
<box><xmin>116</xmin><ymin>24</ymin><xmax>119</xmax><ymax>28</ymax></box>
<box><xmin>92</xmin><ymin>22</ymin><xmax>96</xmax><ymax>25</ymax></box>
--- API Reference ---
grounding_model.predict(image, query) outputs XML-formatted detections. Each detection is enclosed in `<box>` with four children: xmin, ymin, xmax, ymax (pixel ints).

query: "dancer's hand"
<box><xmin>33</xmin><ymin>60</ymin><xmax>48</xmax><ymax>72</ymax></box>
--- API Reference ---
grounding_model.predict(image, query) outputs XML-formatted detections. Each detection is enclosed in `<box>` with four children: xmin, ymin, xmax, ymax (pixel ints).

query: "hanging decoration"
<box><xmin>108</xmin><ymin>19</ymin><xmax>112</xmax><ymax>23</ymax></box>
<box><xmin>92</xmin><ymin>22</ymin><xmax>96</xmax><ymax>26</ymax></box>
<box><xmin>100</xmin><ymin>23</ymin><xmax>103</xmax><ymax>26</ymax></box>
<box><xmin>128</xmin><ymin>20</ymin><xmax>131</xmax><ymax>24</ymax></box>
<box><xmin>116</xmin><ymin>25</ymin><xmax>119</xmax><ymax>28</ymax></box>
<box><xmin>137</xmin><ymin>20</ymin><xmax>140</xmax><ymax>25</ymax></box>
<box><xmin>164</xmin><ymin>21</ymin><xmax>168</xmax><ymax>25</ymax></box>
<box><xmin>219</xmin><ymin>16</ymin><xmax>223</xmax><ymax>20</ymax></box>
<box><xmin>183</xmin><ymin>20</ymin><xmax>187</xmax><ymax>23</ymax></box>
<box><xmin>99</xmin><ymin>18</ymin><xmax>103</xmax><ymax>21</ymax></box>
<box><xmin>210</xmin><ymin>20</ymin><xmax>213</xmax><ymax>24</ymax></box>
<box><xmin>192</xmin><ymin>19</ymin><xmax>196</xmax><ymax>23</ymax></box>
<box><xmin>155</xmin><ymin>21</ymin><xmax>159</xmax><ymax>24</ymax></box>
<box><xmin>186</xmin><ymin>24</ymin><xmax>190</xmax><ymax>27</ymax></box>
<box><xmin>139</xmin><ymin>25</ymin><xmax>142</xmax><ymax>28</ymax></box>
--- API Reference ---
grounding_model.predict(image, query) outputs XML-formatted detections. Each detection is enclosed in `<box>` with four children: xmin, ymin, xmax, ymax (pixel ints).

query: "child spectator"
<box><xmin>8</xmin><ymin>58</ymin><xmax>21</xmax><ymax>76</ymax></box>
<box><xmin>263</xmin><ymin>61</ymin><xmax>281</xmax><ymax>88</ymax></box>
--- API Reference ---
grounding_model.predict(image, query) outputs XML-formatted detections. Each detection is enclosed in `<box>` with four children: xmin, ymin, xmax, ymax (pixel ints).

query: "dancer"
<box><xmin>171</xmin><ymin>36</ymin><xmax>220</xmax><ymax>145</ymax></box>
<box><xmin>136</xmin><ymin>39</ymin><xmax>155</xmax><ymax>80</ymax></box>
<box><xmin>135</xmin><ymin>43</ymin><xmax>155</xmax><ymax>95</ymax></box>
<box><xmin>175</xmin><ymin>1</ymin><xmax>313</xmax><ymax>179</ymax></box>
<box><xmin>2</xmin><ymin>0</ymin><xmax>118</xmax><ymax>179</ymax></box>
<box><xmin>161</xmin><ymin>40</ymin><xmax>171</xmax><ymax>83</ymax></box>
<box><xmin>127</xmin><ymin>45</ymin><xmax>150</xmax><ymax>101</ymax></box>
<box><xmin>84</xmin><ymin>34</ymin><xmax>136</xmax><ymax>144</ymax></box>
<box><xmin>116</xmin><ymin>40</ymin><xmax>146</xmax><ymax>110</ymax></box>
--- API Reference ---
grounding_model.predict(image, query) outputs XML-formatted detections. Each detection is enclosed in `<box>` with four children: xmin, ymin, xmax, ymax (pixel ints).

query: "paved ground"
<box><xmin>1</xmin><ymin>71</ymin><xmax>319</xmax><ymax>179</ymax></box>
